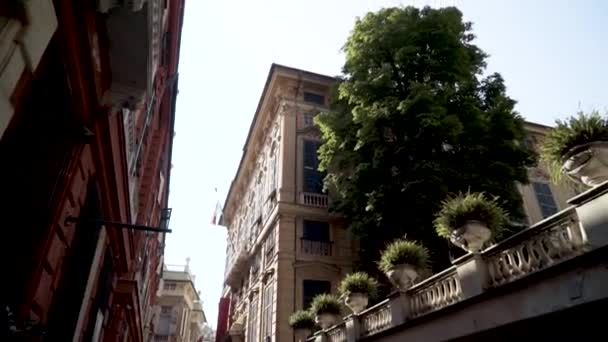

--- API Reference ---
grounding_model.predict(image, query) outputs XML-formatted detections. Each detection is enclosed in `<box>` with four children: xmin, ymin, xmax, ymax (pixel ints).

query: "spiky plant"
<box><xmin>288</xmin><ymin>310</ymin><xmax>316</xmax><ymax>330</ymax></box>
<box><xmin>309</xmin><ymin>294</ymin><xmax>342</xmax><ymax>316</ymax></box>
<box><xmin>540</xmin><ymin>111</ymin><xmax>608</xmax><ymax>182</ymax></box>
<box><xmin>434</xmin><ymin>192</ymin><xmax>508</xmax><ymax>240</ymax></box>
<box><xmin>378</xmin><ymin>239</ymin><xmax>430</xmax><ymax>274</ymax></box>
<box><xmin>338</xmin><ymin>272</ymin><xmax>378</xmax><ymax>298</ymax></box>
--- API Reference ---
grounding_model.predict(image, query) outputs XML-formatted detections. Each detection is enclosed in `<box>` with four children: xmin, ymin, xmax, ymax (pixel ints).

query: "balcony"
<box><xmin>300</xmin><ymin>192</ymin><xmax>329</xmax><ymax>208</ymax></box>
<box><xmin>97</xmin><ymin>0</ymin><xmax>163</xmax><ymax>108</ymax></box>
<box><xmin>300</xmin><ymin>238</ymin><xmax>333</xmax><ymax>256</ymax></box>
<box><xmin>309</xmin><ymin>181</ymin><xmax>608</xmax><ymax>342</ymax></box>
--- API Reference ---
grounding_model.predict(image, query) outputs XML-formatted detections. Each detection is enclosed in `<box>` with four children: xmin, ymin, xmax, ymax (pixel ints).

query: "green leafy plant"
<box><xmin>288</xmin><ymin>310</ymin><xmax>316</xmax><ymax>330</ymax></box>
<box><xmin>540</xmin><ymin>111</ymin><xmax>608</xmax><ymax>182</ymax></box>
<box><xmin>434</xmin><ymin>192</ymin><xmax>508</xmax><ymax>239</ymax></box>
<box><xmin>310</xmin><ymin>294</ymin><xmax>342</xmax><ymax>316</ymax></box>
<box><xmin>338</xmin><ymin>272</ymin><xmax>378</xmax><ymax>298</ymax></box>
<box><xmin>378</xmin><ymin>239</ymin><xmax>430</xmax><ymax>274</ymax></box>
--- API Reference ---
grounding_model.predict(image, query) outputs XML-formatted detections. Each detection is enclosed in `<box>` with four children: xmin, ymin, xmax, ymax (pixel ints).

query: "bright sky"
<box><xmin>164</xmin><ymin>0</ymin><xmax>607</xmax><ymax>327</ymax></box>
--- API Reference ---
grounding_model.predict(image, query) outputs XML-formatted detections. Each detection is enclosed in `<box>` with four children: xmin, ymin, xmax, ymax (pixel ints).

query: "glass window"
<box><xmin>303</xmin><ymin>220</ymin><xmax>329</xmax><ymax>241</ymax></box>
<box><xmin>303</xmin><ymin>92</ymin><xmax>325</xmax><ymax>105</ymax></box>
<box><xmin>247</xmin><ymin>295</ymin><xmax>259</xmax><ymax>342</ymax></box>
<box><xmin>302</xmin><ymin>280</ymin><xmax>331</xmax><ymax>309</ymax></box>
<box><xmin>303</xmin><ymin>112</ymin><xmax>315</xmax><ymax>127</ymax></box>
<box><xmin>0</xmin><ymin>17</ymin><xmax>9</xmax><ymax>32</ymax></box>
<box><xmin>303</xmin><ymin>140</ymin><xmax>324</xmax><ymax>193</ymax></box>
<box><xmin>261</xmin><ymin>283</ymin><xmax>274</xmax><ymax>340</ymax></box>
<box><xmin>532</xmin><ymin>182</ymin><xmax>558</xmax><ymax>218</ymax></box>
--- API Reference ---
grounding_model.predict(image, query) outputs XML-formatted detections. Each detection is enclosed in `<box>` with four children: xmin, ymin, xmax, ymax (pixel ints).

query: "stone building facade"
<box><xmin>150</xmin><ymin>262</ymin><xmax>207</xmax><ymax>342</ymax></box>
<box><xmin>0</xmin><ymin>1</ymin><xmax>184</xmax><ymax>341</ymax></box>
<box><xmin>214</xmin><ymin>64</ymin><xmax>577</xmax><ymax>341</ymax></box>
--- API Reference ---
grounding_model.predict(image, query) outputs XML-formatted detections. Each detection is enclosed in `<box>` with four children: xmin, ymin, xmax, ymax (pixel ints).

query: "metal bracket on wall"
<box><xmin>64</xmin><ymin>208</ymin><xmax>173</xmax><ymax>233</ymax></box>
<box><xmin>64</xmin><ymin>217</ymin><xmax>172</xmax><ymax>233</ymax></box>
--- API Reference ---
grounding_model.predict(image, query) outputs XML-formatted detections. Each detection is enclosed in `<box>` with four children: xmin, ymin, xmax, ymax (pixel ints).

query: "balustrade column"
<box><xmin>455</xmin><ymin>253</ymin><xmax>488</xmax><ymax>299</ymax></box>
<box><xmin>388</xmin><ymin>292</ymin><xmax>410</xmax><ymax>325</ymax></box>
<box><xmin>569</xmin><ymin>182</ymin><xmax>608</xmax><ymax>249</ymax></box>
<box><xmin>345</xmin><ymin>314</ymin><xmax>361</xmax><ymax>341</ymax></box>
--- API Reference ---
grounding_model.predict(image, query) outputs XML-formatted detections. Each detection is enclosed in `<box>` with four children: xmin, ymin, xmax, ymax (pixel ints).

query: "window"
<box><xmin>261</xmin><ymin>283</ymin><xmax>274</xmax><ymax>340</ymax></box>
<box><xmin>264</xmin><ymin>227</ymin><xmax>276</xmax><ymax>265</ymax></box>
<box><xmin>303</xmin><ymin>112</ymin><xmax>316</xmax><ymax>127</ymax></box>
<box><xmin>161</xmin><ymin>306</ymin><xmax>172</xmax><ymax>314</ymax></box>
<box><xmin>0</xmin><ymin>17</ymin><xmax>9</xmax><ymax>33</ymax></box>
<box><xmin>303</xmin><ymin>92</ymin><xmax>325</xmax><ymax>105</ymax></box>
<box><xmin>164</xmin><ymin>282</ymin><xmax>177</xmax><ymax>290</ymax></box>
<box><xmin>303</xmin><ymin>140</ymin><xmax>324</xmax><ymax>193</ymax></box>
<box><xmin>532</xmin><ymin>182</ymin><xmax>558</xmax><ymax>218</ymax></box>
<box><xmin>302</xmin><ymin>280</ymin><xmax>331</xmax><ymax>309</ymax></box>
<box><xmin>247</xmin><ymin>295</ymin><xmax>259</xmax><ymax>342</ymax></box>
<box><xmin>303</xmin><ymin>221</ymin><xmax>329</xmax><ymax>241</ymax></box>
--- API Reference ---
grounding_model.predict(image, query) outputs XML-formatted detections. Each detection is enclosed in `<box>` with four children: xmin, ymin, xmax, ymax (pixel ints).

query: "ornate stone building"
<box><xmin>151</xmin><ymin>262</ymin><xmax>207</xmax><ymax>342</ymax></box>
<box><xmin>0</xmin><ymin>1</ymin><xmax>184</xmax><ymax>341</ymax></box>
<box><xmin>214</xmin><ymin>65</ymin><xmax>578</xmax><ymax>341</ymax></box>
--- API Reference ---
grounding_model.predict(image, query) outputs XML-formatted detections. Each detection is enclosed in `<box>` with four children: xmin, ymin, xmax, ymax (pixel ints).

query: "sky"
<box><xmin>164</xmin><ymin>0</ymin><xmax>608</xmax><ymax>327</ymax></box>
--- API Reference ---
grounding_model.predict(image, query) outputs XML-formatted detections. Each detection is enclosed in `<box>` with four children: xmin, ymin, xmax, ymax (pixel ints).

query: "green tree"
<box><xmin>317</xmin><ymin>6</ymin><xmax>535</xmax><ymax>274</ymax></box>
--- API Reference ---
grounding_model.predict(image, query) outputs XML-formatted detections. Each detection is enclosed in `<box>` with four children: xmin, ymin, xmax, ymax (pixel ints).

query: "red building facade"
<box><xmin>0</xmin><ymin>1</ymin><xmax>185</xmax><ymax>341</ymax></box>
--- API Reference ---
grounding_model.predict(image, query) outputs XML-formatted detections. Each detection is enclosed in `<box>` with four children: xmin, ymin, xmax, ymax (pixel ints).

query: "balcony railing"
<box><xmin>300</xmin><ymin>192</ymin><xmax>329</xmax><ymax>208</ymax></box>
<box><xmin>301</xmin><ymin>238</ymin><xmax>333</xmax><ymax>256</ymax></box>
<box><xmin>308</xmin><ymin>181</ymin><xmax>608</xmax><ymax>342</ymax></box>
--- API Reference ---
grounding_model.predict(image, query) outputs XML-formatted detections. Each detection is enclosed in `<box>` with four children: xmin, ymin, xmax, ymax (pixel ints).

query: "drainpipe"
<box><xmin>292</xmin><ymin>72</ymin><xmax>303</xmax><ymax>342</ymax></box>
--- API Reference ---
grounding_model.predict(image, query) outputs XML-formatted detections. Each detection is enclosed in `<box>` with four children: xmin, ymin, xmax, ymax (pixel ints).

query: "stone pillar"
<box><xmin>455</xmin><ymin>253</ymin><xmax>489</xmax><ymax>299</ymax></box>
<box><xmin>388</xmin><ymin>292</ymin><xmax>410</xmax><ymax>325</ymax></box>
<box><xmin>569</xmin><ymin>182</ymin><xmax>608</xmax><ymax>249</ymax></box>
<box><xmin>277</xmin><ymin>102</ymin><xmax>297</xmax><ymax>203</ymax></box>
<box><xmin>345</xmin><ymin>314</ymin><xmax>361</xmax><ymax>341</ymax></box>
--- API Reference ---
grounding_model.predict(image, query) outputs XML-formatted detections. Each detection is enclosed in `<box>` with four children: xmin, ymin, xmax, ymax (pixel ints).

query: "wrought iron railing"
<box><xmin>300</xmin><ymin>238</ymin><xmax>333</xmax><ymax>256</ymax></box>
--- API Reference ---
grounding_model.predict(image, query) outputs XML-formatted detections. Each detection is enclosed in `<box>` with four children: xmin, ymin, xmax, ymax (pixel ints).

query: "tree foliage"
<box><xmin>316</xmin><ymin>6</ymin><xmax>535</xmax><ymax>273</ymax></box>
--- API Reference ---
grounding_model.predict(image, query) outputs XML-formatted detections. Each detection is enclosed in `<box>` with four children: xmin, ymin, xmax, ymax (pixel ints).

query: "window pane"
<box><xmin>303</xmin><ymin>140</ymin><xmax>325</xmax><ymax>193</ymax></box>
<box><xmin>303</xmin><ymin>220</ymin><xmax>329</xmax><ymax>241</ymax></box>
<box><xmin>0</xmin><ymin>17</ymin><xmax>8</xmax><ymax>31</ymax></box>
<box><xmin>532</xmin><ymin>182</ymin><xmax>558</xmax><ymax>218</ymax></box>
<box><xmin>303</xmin><ymin>92</ymin><xmax>325</xmax><ymax>105</ymax></box>
<box><xmin>303</xmin><ymin>280</ymin><xmax>331</xmax><ymax>309</ymax></box>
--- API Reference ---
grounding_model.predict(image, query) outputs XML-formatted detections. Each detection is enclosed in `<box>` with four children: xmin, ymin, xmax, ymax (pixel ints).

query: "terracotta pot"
<box><xmin>294</xmin><ymin>327</ymin><xmax>312</xmax><ymax>342</ymax></box>
<box><xmin>315</xmin><ymin>312</ymin><xmax>339</xmax><ymax>329</ymax></box>
<box><xmin>562</xmin><ymin>142</ymin><xmax>608</xmax><ymax>187</ymax></box>
<box><xmin>450</xmin><ymin>220</ymin><xmax>492</xmax><ymax>252</ymax></box>
<box><xmin>386</xmin><ymin>264</ymin><xmax>419</xmax><ymax>290</ymax></box>
<box><xmin>344</xmin><ymin>292</ymin><xmax>369</xmax><ymax>314</ymax></box>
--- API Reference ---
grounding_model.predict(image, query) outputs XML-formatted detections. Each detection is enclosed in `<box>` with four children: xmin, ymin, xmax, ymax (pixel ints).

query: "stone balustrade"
<box><xmin>308</xmin><ymin>181</ymin><xmax>608</xmax><ymax>342</ymax></box>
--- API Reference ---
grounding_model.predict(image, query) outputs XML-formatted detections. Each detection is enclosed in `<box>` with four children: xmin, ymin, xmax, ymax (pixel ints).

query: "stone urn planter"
<box><xmin>386</xmin><ymin>264</ymin><xmax>419</xmax><ymax>290</ymax></box>
<box><xmin>561</xmin><ymin>142</ymin><xmax>608</xmax><ymax>187</ymax></box>
<box><xmin>450</xmin><ymin>220</ymin><xmax>492</xmax><ymax>253</ymax></box>
<box><xmin>344</xmin><ymin>292</ymin><xmax>369</xmax><ymax>314</ymax></box>
<box><xmin>315</xmin><ymin>312</ymin><xmax>340</xmax><ymax>329</ymax></box>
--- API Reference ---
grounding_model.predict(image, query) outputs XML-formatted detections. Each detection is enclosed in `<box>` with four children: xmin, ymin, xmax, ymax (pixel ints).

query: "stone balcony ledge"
<box><xmin>309</xmin><ymin>181</ymin><xmax>608</xmax><ymax>342</ymax></box>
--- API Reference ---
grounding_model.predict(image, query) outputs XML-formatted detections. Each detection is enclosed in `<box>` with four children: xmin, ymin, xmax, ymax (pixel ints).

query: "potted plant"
<box><xmin>378</xmin><ymin>239</ymin><xmax>430</xmax><ymax>290</ymax></box>
<box><xmin>338</xmin><ymin>272</ymin><xmax>378</xmax><ymax>314</ymax></box>
<box><xmin>434</xmin><ymin>192</ymin><xmax>507</xmax><ymax>253</ymax></box>
<box><xmin>310</xmin><ymin>294</ymin><xmax>342</xmax><ymax>329</ymax></box>
<box><xmin>288</xmin><ymin>310</ymin><xmax>316</xmax><ymax>342</ymax></box>
<box><xmin>540</xmin><ymin>111</ymin><xmax>608</xmax><ymax>187</ymax></box>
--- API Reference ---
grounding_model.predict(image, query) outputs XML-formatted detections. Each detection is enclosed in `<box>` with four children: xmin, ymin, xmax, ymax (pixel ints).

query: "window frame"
<box><xmin>302</xmin><ymin>280</ymin><xmax>331</xmax><ymax>309</ymax></box>
<box><xmin>303</xmin><ymin>139</ymin><xmax>325</xmax><ymax>194</ymax></box>
<box><xmin>532</xmin><ymin>181</ymin><xmax>558</xmax><ymax>218</ymax></box>
<box><xmin>303</xmin><ymin>91</ymin><xmax>325</xmax><ymax>105</ymax></box>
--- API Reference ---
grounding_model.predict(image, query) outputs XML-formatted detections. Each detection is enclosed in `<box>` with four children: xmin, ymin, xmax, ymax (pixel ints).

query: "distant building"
<box><xmin>214</xmin><ymin>64</ymin><xmax>579</xmax><ymax>341</ymax></box>
<box><xmin>151</xmin><ymin>261</ymin><xmax>207</xmax><ymax>342</ymax></box>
